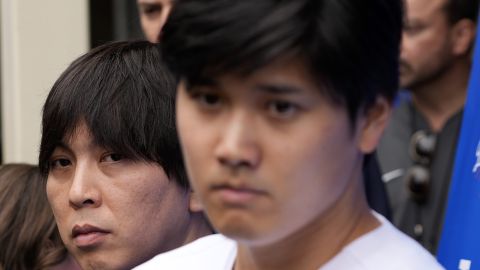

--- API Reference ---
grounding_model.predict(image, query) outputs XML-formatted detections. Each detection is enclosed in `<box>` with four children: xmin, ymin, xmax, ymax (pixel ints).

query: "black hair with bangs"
<box><xmin>161</xmin><ymin>0</ymin><xmax>403</xmax><ymax>124</ymax></box>
<box><xmin>39</xmin><ymin>40</ymin><xmax>187</xmax><ymax>188</ymax></box>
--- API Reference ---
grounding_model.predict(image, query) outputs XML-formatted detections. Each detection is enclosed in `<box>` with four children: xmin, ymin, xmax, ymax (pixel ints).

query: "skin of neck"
<box><xmin>411</xmin><ymin>58</ymin><xmax>470</xmax><ymax>132</ymax></box>
<box><xmin>181</xmin><ymin>211</ymin><xmax>214</xmax><ymax>245</ymax></box>
<box><xmin>234</xmin><ymin>159</ymin><xmax>380</xmax><ymax>270</ymax></box>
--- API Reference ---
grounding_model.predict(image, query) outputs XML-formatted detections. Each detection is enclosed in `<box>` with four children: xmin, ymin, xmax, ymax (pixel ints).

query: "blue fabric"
<box><xmin>393</xmin><ymin>89</ymin><xmax>411</xmax><ymax>107</ymax></box>
<box><xmin>437</xmin><ymin>24</ymin><xmax>480</xmax><ymax>270</ymax></box>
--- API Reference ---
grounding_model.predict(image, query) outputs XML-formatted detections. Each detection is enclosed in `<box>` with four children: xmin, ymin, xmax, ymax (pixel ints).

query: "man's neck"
<box><xmin>234</xmin><ymin>171</ymin><xmax>380</xmax><ymax>270</ymax></box>
<box><xmin>182</xmin><ymin>211</ymin><xmax>214</xmax><ymax>245</ymax></box>
<box><xmin>411</xmin><ymin>62</ymin><xmax>470</xmax><ymax>132</ymax></box>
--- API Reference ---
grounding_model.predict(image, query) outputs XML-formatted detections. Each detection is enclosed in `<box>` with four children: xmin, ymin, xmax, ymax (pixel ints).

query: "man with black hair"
<box><xmin>377</xmin><ymin>0</ymin><xmax>479</xmax><ymax>252</ymax></box>
<box><xmin>136</xmin><ymin>0</ymin><xmax>392</xmax><ymax>220</ymax></box>
<box><xmin>39</xmin><ymin>41</ymin><xmax>212</xmax><ymax>270</ymax></box>
<box><xmin>136</xmin><ymin>0</ymin><xmax>443</xmax><ymax>269</ymax></box>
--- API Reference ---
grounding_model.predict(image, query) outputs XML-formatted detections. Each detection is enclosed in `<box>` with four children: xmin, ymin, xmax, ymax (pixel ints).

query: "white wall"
<box><xmin>1</xmin><ymin>0</ymin><xmax>89</xmax><ymax>163</ymax></box>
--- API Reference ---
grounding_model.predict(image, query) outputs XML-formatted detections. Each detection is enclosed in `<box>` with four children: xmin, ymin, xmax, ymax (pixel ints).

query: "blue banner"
<box><xmin>437</xmin><ymin>25</ymin><xmax>480</xmax><ymax>269</ymax></box>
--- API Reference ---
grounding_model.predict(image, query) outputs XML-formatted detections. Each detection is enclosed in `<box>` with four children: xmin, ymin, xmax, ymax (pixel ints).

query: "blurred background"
<box><xmin>0</xmin><ymin>0</ymin><xmax>144</xmax><ymax>164</ymax></box>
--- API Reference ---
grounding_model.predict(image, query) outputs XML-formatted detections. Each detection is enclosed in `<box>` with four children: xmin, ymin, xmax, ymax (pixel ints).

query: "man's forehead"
<box><xmin>406</xmin><ymin>0</ymin><xmax>448</xmax><ymax>21</ymax></box>
<box><xmin>187</xmin><ymin>56</ymin><xmax>314</xmax><ymax>87</ymax></box>
<box><xmin>59</xmin><ymin>122</ymin><xmax>98</xmax><ymax>150</ymax></box>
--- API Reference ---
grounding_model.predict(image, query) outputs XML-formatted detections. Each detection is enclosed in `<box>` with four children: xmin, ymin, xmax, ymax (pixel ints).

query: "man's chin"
<box><xmin>399</xmin><ymin>76</ymin><xmax>415</xmax><ymax>91</ymax></box>
<box><xmin>399</xmin><ymin>82</ymin><xmax>410</xmax><ymax>91</ymax></box>
<box><xmin>399</xmin><ymin>63</ymin><xmax>414</xmax><ymax>88</ymax></box>
<box><xmin>74</xmin><ymin>253</ymin><xmax>119</xmax><ymax>270</ymax></box>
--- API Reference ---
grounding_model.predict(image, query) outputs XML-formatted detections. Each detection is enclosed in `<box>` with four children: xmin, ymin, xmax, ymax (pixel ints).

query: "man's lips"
<box><xmin>72</xmin><ymin>224</ymin><xmax>110</xmax><ymax>248</ymax></box>
<box><xmin>211</xmin><ymin>184</ymin><xmax>268</xmax><ymax>205</ymax></box>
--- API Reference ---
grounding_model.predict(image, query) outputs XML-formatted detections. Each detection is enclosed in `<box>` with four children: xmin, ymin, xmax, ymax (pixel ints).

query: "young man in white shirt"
<box><xmin>136</xmin><ymin>0</ymin><xmax>445</xmax><ymax>269</ymax></box>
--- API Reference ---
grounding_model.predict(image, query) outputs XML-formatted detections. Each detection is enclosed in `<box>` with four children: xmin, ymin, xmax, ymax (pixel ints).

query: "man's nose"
<box><xmin>68</xmin><ymin>162</ymin><xmax>101</xmax><ymax>209</ymax></box>
<box><xmin>214</xmin><ymin>111</ymin><xmax>261</xmax><ymax>171</ymax></box>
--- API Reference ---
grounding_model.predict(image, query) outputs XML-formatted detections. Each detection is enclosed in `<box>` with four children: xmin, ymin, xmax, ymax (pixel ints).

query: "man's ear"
<box><xmin>451</xmin><ymin>18</ymin><xmax>476</xmax><ymax>56</ymax></box>
<box><xmin>189</xmin><ymin>190</ymin><xmax>204</xmax><ymax>212</ymax></box>
<box><xmin>358</xmin><ymin>96</ymin><xmax>392</xmax><ymax>154</ymax></box>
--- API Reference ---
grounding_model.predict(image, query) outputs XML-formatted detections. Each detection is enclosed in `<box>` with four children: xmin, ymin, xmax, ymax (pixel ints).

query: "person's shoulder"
<box><xmin>327</xmin><ymin>213</ymin><xmax>445</xmax><ymax>270</ymax></box>
<box><xmin>371</xmin><ymin>214</ymin><xmax>444</xmax><ymax>269</ymax></box>
<box><xmin>133</xmin><ymin>234</ymin><xmax>237</xmax><ymax>270</ymax></box>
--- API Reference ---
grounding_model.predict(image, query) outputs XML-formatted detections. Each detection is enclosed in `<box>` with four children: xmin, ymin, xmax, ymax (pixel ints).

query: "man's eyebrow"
<box><xmin>52</xmin><ymin>138</ymin><xmax>99</xmax><ymax>155</ymax></box>
<box><xmin>51</xmin><ymin>141</ymin><xmax>72</xmax><ymax>154</ymax></box>
<box><xmin>185</xmin><ymin>77</ymin><xmax>220</xmax><ymax>90</ymax></box>
<box><xmin>138</xmin><ymin>2</ymin><xmax>163</xmax><ymax>9</ymax></box>
<box><xmin>189</xmin><ymin>77</ymin><xmax>218</xmax><ymax>87</ymax></box>
<box><xmin>255</xmin><ymin>84</ymin><xmax>303</xmax><ymax>95</ymax></box>
<box><xmin>404</xmin><ymin>18</ymin><xmax>423</xmax><ymax>26</ymax></box>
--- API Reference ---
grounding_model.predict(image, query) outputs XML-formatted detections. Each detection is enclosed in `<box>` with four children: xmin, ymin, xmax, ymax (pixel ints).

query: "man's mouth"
<box><xmin>72</xmin><ymin>224</ymin><xmax>110</xmax><ymax>249</ymax></box>
<box><xmin>211</xmin><ymin>184</ymin><xmax>268</xmax><ymax>206</ymax></box>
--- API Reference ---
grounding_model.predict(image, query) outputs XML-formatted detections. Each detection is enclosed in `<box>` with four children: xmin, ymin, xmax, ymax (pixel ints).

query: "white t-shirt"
<box><xmin>134</xmin><ymin>213</ymin><xmax>445</xmax><ymax>270</ymax></box>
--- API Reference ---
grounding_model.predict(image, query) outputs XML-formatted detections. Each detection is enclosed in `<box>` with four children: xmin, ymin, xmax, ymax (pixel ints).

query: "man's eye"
<box><xmin>403</xmin><ymin>24</ymin><xmax>424</xmax><ymax>35</ymax></box>
<box><xmin>193</xmin><ymin>92</ymin><xmax>222</xmax><ymax>109</ymax></box>
<box><xmin>140</xmin><ymin>4</ymin><xmax>162</xmax><ymax>17</ymax></box>
<box><xmin>267</xmin><ymin>101</ymin><xmax>299</xmax><ymax>118</ymax></box>
<box><xmin>50</xmin><ymin>158</ymin><xmax>71</xmax><ymax>169</ymax></box>
<box><xmin>102</xmin><ymin>153</ymin><xmax>125</xmax><ymax>162</ymax></box>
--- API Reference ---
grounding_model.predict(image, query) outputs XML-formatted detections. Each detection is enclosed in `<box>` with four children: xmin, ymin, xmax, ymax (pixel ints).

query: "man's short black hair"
<box><xmin>161</xmin><ymin>0</ymin><xmax>403</xmax><ymax>123</ymax></box>
<box><xmin>39</xmin><ymin>40</ymin><xmax>188</xmax><ymax>188</ymax></box>
<box><xmin>445</xmin><ymin>0</ymin><xmax>480</xmax><ymax>24</ymax></box>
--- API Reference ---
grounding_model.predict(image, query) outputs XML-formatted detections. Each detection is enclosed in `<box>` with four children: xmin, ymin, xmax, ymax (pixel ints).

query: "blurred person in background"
<box><xmin>39</xmin><ymin>41</ymin><xmax>212</xmax><ymax>270</ymax></box>
<box><xmin>0</xmin><ymin>163</ymin><xmax>80</xmax><ymax>270</ymax></box>
<box><xmin>377</xmin><ymin>0</ymin><xmax>479</xmax><ymax>252</ymax></box>
<box><xmin>137</xmin><ymin>0</ymin><xmax>173</xmax><ymax>42</ymax></box>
